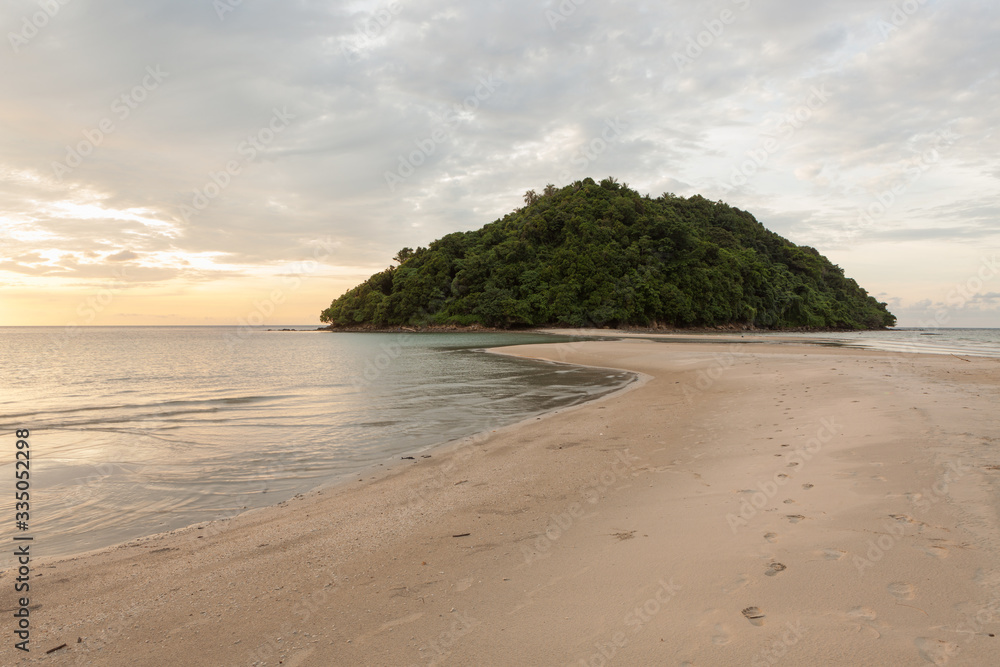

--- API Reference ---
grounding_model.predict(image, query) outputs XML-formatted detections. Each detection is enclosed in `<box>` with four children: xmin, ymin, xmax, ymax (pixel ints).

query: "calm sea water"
<box><xmin>763</xmin><ymin>328</ymin><xmax>1000</xmax><ymax>358</ymax></box>
<box><xmin>0</xmin><ymin>327</ymin><xmax>633</xmax><ymax>559</ymax></box>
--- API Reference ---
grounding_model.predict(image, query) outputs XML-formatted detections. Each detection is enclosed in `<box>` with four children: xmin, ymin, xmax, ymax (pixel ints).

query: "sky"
<box><xmin>1</xmin><ymin>0</ymin><xmax>998</xmax><ymax>327</ymax></box>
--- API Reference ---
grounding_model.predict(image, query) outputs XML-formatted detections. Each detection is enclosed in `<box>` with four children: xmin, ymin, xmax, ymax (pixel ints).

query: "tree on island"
<box><xmin>321</xmin><ymin>178</ymin><xmax>896</xmax><ymax>330</ymax></box>
<box><xmin>393</xmin><ymin>247</ymin><xmax>414</xmax><ymax>264</ymax></box>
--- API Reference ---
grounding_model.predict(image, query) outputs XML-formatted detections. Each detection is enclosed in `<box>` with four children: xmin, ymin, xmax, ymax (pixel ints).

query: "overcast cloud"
<box><xmin>1</xmin><ymin>0</ymin><xmax>998</xmax><ymax>326</ymax></box>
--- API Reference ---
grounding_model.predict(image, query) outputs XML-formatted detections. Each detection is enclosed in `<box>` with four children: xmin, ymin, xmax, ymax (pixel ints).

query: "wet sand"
<box><xmin>3</xmin><ymin>338</ymin><xmax>999</xmax><ymax>665</ymax></box>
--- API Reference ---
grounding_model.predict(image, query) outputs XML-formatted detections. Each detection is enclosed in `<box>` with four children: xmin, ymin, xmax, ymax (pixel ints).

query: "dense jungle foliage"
<box><xmin>320</xmin><ymin>178</ymin><xmax>896</xmax><ymax>329</ymax></box>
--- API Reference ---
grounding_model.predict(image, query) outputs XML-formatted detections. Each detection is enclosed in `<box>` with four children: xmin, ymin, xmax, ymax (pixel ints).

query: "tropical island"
<box><xmin>321</xmin><ymin>178</ymin><xmax>895</xmax><ymax>330</ymax></box>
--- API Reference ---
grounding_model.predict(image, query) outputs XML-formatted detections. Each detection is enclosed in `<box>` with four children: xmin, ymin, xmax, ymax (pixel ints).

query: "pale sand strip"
<box><xmin>3</xmin><ymin>340</ymin><xmax>999</xmax><ymax>666</ymax></box>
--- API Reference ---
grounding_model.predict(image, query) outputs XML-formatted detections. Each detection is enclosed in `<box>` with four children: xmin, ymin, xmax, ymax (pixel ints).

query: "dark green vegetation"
<box><xmin>321</xmin><ymin>178</ymin><xmax>895</xmax><ymax>330</ymax></box>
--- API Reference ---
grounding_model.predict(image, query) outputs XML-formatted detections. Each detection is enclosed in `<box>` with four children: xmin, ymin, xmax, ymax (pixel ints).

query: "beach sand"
<box><xmin>4</xmin><ymin>338</ymin><xmax>1000</xmax><ymax>665</ymax></box>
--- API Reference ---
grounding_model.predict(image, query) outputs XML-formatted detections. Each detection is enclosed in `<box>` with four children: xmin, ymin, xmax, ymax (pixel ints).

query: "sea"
<box><xmin>0</xmin><ymin>326</ymin><xmax>997</xmax><ymax>562</ymax></box>
<box><xmin>0</xmin><ymin>327</ymin><xmax>632</xmax><ymax>560</ymax></box>
<box><xmin>758</xmin><ymin>327</ymin><xmax>1000</xmax><ymax>359</ymax></box>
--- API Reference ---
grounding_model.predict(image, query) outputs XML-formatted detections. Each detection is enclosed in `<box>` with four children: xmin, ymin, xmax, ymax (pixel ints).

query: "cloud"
<box><xmin>970</xmin><ymin>292</ymin><xmax>1000</xmax><ymax>303</ymax></box>
<box><xmin>0</xmin><ymin>261</ymin><xmax>64</xmax><ymax>276</ymax></box>
<box><xmin>2</xmin><ymin>0</ymin><xmax>998</xmax><ymax>324</ymax></box>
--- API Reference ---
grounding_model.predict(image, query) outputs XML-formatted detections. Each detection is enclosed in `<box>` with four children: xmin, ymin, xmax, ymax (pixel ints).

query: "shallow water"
<box><xmin>0</xmin><ymin>327</ymin><xmax>632</xmax><ymax>558</ymax></box>
<box><xmin>641</xmin><ymin>328</ymin><xmax>1000</xmax><ymax>359</ymax></box>
<box><xmin>761</xmin><ymin>328</ymin><xmax>1000</xmax><ymax>359</ymax></box>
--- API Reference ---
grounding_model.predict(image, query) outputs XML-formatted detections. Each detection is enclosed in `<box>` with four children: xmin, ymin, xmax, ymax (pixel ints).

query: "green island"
<box><xmin>321</xmin><ymin>178</ymin><xmax>896</xmax><ymax>330</ymax></box>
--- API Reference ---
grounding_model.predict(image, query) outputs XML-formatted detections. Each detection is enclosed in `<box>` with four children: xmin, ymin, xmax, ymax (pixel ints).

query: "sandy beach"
<box><xmin>4</xmin><ymin>336</ymin><xmax>1000</xmax><ymax>666</ymax></box>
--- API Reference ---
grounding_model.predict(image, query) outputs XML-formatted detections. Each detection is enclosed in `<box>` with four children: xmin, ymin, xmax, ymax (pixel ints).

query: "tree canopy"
<box><xmin>320</xmin><ymin>178</ymin><xmax>896</xmax><ymax>330</ymax></box>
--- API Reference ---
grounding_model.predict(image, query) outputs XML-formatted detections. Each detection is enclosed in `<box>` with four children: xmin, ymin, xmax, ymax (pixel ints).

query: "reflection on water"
<box><xmin>0</xmin><ymin>327</ymin><xmax>632</xmax><ymax>558</ymax></box>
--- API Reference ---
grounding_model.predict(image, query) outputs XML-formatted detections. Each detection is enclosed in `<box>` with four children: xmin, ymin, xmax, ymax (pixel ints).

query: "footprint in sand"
<box><xmin>802</xmin><ymin>483</ymin><xmax>814</xmax><ymax>490</ymax></box>
<box><xmin>848</xmin><ymin>606</ymin><xmax>878</xmax><ymax>622</ymax></box>
<box><xmin>765</xmin><ymin>562</ymin><xmax>786</xmax><ymax>576</ymax></box>
<box><xmin>888</xmin><ymin>582</ymin><xmax>916</xmax><ymax>600</ymax></box>
<box><xmin>783</xmin><ymin>499</ymin><xmax>796</xmax><ymax>504</ymax></box>
<box><xmin>915</xmin><ymin>637</ymin><xmax>959</xmax><ymax>664</ymax></box>
<box><xmin>764</xmin><ymin>532</ymin><xmax>778</xmax><ymax>543</ymax></box>
<box><xmin>787</xmin><ymin>462</ymin><xmax>799</xmax><ymax>468</ymax></box>
<box><xmin>741</xmin><ymin>607</ymin><xmax>765</xmax><ymax>627</ymax></box>
<box><xmin>848</xmin><ymin>607</ymin><xmax>881</xmax><ymax>638</ymax></box>
<box><xmin>821</xmin><ymin>548</ymin><xmax>847</xmax><ymax>561</ymax></box>
<box><xmin>712</xmin><ymin>623</ymin><xmax>733</xmax><ymax>644</ymax></box>
<box><xmin>786</xmin><ymin>514</ymin><xmax>806</xmax><ymax>524</ymax></box>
